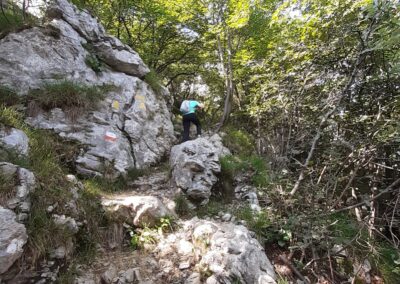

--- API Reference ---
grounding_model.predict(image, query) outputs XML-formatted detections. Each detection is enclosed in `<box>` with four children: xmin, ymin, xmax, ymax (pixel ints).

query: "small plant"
<box><xmin>195</xmin><ymin>199</ymin><xmax>228</xmax><ymax>218</ymax></box>
<box><xmin>371</xmin><ymin>243</ymin><xmax>400</xmax><ymax>283</ymax></box>
<box><xmin>0</xmin><ymin>105</ymin><xmax>24</xmax><ymax>127</ymax></box>
<box><xmin>85</xmin><ymin>54</ymin><xmax>103</xmax><ymax>73</ymax></box>
<box><xmin>157</xmin><ymin>216</ymin><xmax>174</xmax><ymax>234</ymax></box>
<box><xmin>220</xmin><ymin>154</ymin><xmax>270</xmax><ymax>188</ymax></box>
<box><xmin>0</xmin><ymin>172</ymin><xmax>16</xmax><ymax>206</ymax></box>
<box><xmin>84</xmin><ymin>175</ymin><xmax>127</xmax><ymax>193</ymax></box>
<box><xmin>235</xmin><ymin>206</ymin><xmax>274</xmax><ymax>242</ymax></box>
<box><xmin>174</xmin><ymin>194</ymin><xmax>191</xmax><ymax>216</ymax></box>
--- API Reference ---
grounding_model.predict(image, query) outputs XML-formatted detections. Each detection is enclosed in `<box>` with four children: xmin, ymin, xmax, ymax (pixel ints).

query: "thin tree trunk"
<box><xmin>217</xmin><ymin>26</ymin><xmax>233</xmax><ymax>130</ymax></box>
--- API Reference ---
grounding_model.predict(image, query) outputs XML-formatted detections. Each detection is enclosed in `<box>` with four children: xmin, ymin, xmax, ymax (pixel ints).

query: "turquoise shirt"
<box><xmin>184</xmin><ymin>101</ymin><xmax>200</xmax><ymax>115</ymax></box>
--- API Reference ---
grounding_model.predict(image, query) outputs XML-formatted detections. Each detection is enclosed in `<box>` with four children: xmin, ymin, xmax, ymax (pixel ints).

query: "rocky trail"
<box><xmin>0</xmin><ymin>0</ymin><xmax>278</xmax><ymax>283</ymax></box>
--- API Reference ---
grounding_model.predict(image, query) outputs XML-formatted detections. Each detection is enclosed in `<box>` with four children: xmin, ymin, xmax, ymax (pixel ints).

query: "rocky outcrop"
<box><xmin>154</xmin><ymin>217</ymin><xmax>277</xmax><ymax>283</ymax></box>
<box><xmin>0</xmin><ymin>206</ymin><xmax>28</xmax><ymax>274</ymax></box>
<box><xmin>102</xmin><ymin>195</ymin><xmax>175</xmax><ymax>227</ymax></box>
<box><xmin>0</xmin><ymin>162</ymin><xmax>36</xmax><ymax>222</ymax></box>
<box><xmin>71</xmin><ymin>217</ymin><xmax>276</xmax><ymax>284</ymax></box>
<box><xmin>170</xmin><ymin>134</ymin><xmax>230</xmax><ymax>204</ymax></box>
<box><xmin>0</xmin><ymin>128</ymin><xmax>29</xmax><ymax>156</ymax></box>
<box><xmin>0</xmin><ymin>0</ymin><xmax>175</xmax><ymax>178</ymax></box>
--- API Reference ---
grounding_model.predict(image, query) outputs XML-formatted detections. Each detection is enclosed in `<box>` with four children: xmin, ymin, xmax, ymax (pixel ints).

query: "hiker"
<box><xmin>180</xmin><ymin>100</ymin><xmax>204</xmax><ymax>142</ymax></box>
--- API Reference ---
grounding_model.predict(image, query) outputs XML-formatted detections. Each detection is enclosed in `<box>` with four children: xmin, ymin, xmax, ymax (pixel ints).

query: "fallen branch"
<box><xmin>279</xmin><ymin>255</ymin><xmax>310</xmax><ymax>284</ymax></box>
<box><xmin>323</xmin><ymin>177</ymin><xmax>400</xmax><ymax>216</ymax></box>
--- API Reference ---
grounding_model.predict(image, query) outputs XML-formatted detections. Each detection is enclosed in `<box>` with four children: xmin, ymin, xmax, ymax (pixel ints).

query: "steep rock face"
<box><xmin>0</xmin><ymin>0</ymin><xmax>175</xmax><ymax>177</ymax></box>
<box><xmin>170</xmin><ymin>134</ymin><xmax>230</xmax><ymax>204</ymax></box>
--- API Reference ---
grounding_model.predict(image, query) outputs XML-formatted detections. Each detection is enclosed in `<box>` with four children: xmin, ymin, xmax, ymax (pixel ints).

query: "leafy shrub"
<box><xmin>235</xmin><ymin>206</ymin><xmax>275</xmax><ymax>242</ymax></box>
<box><xmin>174</xmin><ymin>194</ymin><xmax>191</xmax><ymax>216</ymax></box>
<box><xmin>0</xmin><ymin>4</ymin><xmax>36</xmax><ymax>36</ymax></box>
<box><xmin>220</xmin><ymin>154</ymin><xmax>270</xmax><ymax>188</ymax></box>
<box><xmin>144</xmin><ymin>70</ymin><xmax>163</xmax><ymax>96</ymax></box>
<box><xmin>222</xmin><ymin>128</ymin><xmax>255</xmax><ymax>156</ymax></box>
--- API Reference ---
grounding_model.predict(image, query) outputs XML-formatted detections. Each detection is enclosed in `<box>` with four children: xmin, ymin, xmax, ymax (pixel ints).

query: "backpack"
<box><xmin>180</xmin><ymin>100</ymin><xmax>190</xmax><ymax>114</ymax></box>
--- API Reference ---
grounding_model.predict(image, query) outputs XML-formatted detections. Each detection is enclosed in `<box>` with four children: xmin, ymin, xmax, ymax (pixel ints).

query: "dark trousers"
<box><xmin>182</xmin><ymin>113</ymin><xmax>201</xmax><ymax>142</ymax></box>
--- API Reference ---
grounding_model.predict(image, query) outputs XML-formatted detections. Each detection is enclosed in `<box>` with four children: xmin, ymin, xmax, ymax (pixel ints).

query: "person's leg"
<box><xmin>182</xmin><ymin>115</ymin><xmax>191</xmax><ymax>142</ymax></box>
<box><xmin>191</xmin><ymin>113</ymin><xmax>202</xmax><ymax>136</ymax></box>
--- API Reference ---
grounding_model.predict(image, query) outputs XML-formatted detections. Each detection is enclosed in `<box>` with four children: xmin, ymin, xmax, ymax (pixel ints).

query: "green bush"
<box><xmin>0</xmin><ymin>9</ymin><xmax>23</xmax><ymax>32</ymax></box>
<box><xmin>174</xmin><ymin>194</ymin><xmax>191</xmax><ymax>216</ymax></box>
<box><xmin>222</xmin><ymin>128</ymin><xmax>255</xmax><ymax>156</ymax></box>
<box><xmin>220</xmin><ymin>154</ymin><xmax>270</xmax><ymax>188</ymax></box>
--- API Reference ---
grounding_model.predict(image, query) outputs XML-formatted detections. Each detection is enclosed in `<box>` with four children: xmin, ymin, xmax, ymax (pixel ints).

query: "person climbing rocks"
<box><xmin>180</xmin><ymin>99</ymin><xmax>204</xmax><ymax>142</ymax></box>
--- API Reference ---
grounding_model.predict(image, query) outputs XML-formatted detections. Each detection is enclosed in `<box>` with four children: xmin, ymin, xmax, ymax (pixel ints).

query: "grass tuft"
<box><xmin>0</xmin><ymin>85</ymin><xmax>21</xmax><ymax>107</ymax></box>
<box><xmin>27</xmin><ymin>81</ymin><xmax>115</xmax><ymax>121</ymax></box>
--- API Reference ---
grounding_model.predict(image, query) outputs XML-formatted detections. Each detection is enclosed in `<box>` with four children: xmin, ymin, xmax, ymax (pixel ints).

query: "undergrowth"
<box><xmin>0</xmin><ymin>106</ymin><xmax>105</xmax><ymax>265</ymax></box>
<box><xmin>220</xmin><ymin>155</ymin><xmax>270</xmax><ymax>188</ymax></box>
<box><xmin>0</xmin><ymin>3</ymin><xmax>37</xmax><ymax>37</ymax></box>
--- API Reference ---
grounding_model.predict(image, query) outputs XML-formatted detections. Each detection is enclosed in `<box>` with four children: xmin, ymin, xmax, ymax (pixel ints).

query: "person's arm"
<box><xmin>196</xmin><ymin>102</ymin><xmax>204</xmax><ymax>109</ymax></box>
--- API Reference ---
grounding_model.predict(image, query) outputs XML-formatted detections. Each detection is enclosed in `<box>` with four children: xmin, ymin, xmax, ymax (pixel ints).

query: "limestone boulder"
<box><xmin>101</xmin><ymin>195</ymin><xmax>174</xmax><ymax>227</ymax></box>
<box><xmin>170</xmin><ymin>134</ymin><xmax>230</xmax><ymax>204</ymax></box>
<box><xmin>0</xmin><ymin>206</ymin><xmax>28</xmax><ymax>274</ymax></box>
<box><xmin>154</xmin><ymin>217</ymin><xmax>277</xmax><ymax>284</ymax></box>
<box><xmin>0</xmin><ymin>128</ymin><xmax>29</xmax><ymax>156</ymax></box>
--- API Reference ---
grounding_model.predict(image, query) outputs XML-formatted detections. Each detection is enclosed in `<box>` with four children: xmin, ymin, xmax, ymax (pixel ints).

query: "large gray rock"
<box><xmin>0</xmin><ymin>128</ymin><xmax>29</xmax><ymax>156</ymax></box>
<box><xmin>0</xmin><ymin>206</ymin><xmax>28</xmax><ymax>274</ymax></box>
<box><xmin>0</xmin><ymin>0</ymin><xmax>174</xmax><ymax>178</ymax></box>
<box><xmin>170</xmin><ymin>134</ymin><xmax>230</xmax><ymax>204</ymax></box>
<box><xmin>46</xmin><ymin>0</ymin><xmax>149</xmax><ymax>77</ymax></box>
<box><xmin>101</xmin><ymin>195</ymin><xmax>174</xmax><ymax>227</ymax></box>
<box><xmin>155</xmin><ymin>217</ymin><xmax>276</xmax><ymax>284</ymax></box>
